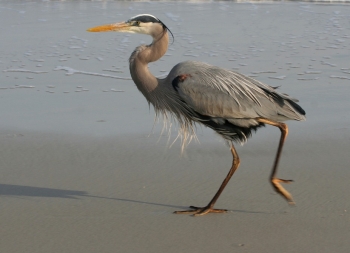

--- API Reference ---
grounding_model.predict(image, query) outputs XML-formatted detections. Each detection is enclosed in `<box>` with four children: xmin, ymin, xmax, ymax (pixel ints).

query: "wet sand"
<box><xmin>1</xmin><ymin>1</ymin><xmax>350</xmax><ymax>253</ymax></box>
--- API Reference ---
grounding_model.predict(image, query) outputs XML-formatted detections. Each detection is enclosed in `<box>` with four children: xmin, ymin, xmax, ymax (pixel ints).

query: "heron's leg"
<box><xmin>174</xmin><ymin>144</ymin><xmax>240</xmax><ymax>216</ymax></box>
<box><xmin>257</xmin><ymin>118</ymin><xmax>295</xmax><ymax>204</ymax></box>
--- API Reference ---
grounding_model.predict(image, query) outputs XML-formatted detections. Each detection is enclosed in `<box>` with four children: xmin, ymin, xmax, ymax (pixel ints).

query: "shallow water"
<box><xmin>1</xmin><ymin>1</ymin><xmax>350</xmax><ymax>139</ymax></box>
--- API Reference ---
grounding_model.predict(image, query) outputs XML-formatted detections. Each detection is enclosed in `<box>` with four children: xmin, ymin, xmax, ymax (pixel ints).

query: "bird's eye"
<box><xmin>134</xmin><ymin>21</ymin><xmax>140</xmax><ymax>26</ymax></box>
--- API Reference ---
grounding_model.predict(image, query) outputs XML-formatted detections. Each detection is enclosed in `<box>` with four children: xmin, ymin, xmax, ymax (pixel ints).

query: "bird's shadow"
<box><xmin>0</xmin><ymin>183</ymin><xmax>267</xmax><ymax>214</ymax></box>
<box><xmin>0</xmin><ymin>183</ymin><xmax>87</xmax><ymax>199</ymax></box>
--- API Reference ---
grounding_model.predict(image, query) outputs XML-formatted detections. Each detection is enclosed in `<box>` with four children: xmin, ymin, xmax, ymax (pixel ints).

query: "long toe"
<box><xmin>174</xmin><ymin>206</ymin><xmax>228</xmax><ymax>216</ymax></box>
<box><xmin>271</xmin><ymin>178</ymin><xmax>295</xmax><ymax>204</ymax></box>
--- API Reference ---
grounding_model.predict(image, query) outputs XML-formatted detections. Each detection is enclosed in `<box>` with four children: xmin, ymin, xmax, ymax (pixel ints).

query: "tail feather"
<box><xmin>287</xmin><ymin>99</ymin><xmax>306</xmax><ymax>117</ymax></box>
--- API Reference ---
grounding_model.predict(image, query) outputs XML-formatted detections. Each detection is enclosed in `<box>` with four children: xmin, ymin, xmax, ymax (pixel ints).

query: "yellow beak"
<box><xmin>87</xmin><ymin>22</ymin><xmax>131</xmax><ymax>32</ymax></box>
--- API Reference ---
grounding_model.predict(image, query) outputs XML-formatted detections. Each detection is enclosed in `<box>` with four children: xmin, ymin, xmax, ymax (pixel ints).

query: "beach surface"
<box><xmin>1</xmin><ymin>1</ymin><xmax>350</xmax><ymax>252</ymax></box>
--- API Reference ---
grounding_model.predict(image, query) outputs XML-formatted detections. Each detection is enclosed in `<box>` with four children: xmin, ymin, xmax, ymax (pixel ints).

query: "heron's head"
<box><xmin>87</xmin><ymin>14</ymin><xmax>173</xmax><ymax>40</ymax></box>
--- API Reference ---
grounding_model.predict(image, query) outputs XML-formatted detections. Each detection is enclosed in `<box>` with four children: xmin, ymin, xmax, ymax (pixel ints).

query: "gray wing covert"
<box><xmin>170</xmin><ymin>61</ymin><xmax>305</xmax><ymax>127</ymax></box>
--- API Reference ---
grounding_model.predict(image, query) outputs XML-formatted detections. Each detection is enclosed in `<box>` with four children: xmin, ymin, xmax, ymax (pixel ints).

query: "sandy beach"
<box><xmin>1</xmin><ymin>1</ymin><xmax>350</xmax><ymax>252</ymax></box>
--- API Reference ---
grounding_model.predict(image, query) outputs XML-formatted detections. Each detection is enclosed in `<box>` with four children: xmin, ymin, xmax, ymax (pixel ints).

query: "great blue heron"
<box><xmin>88</xmin><ymin>14</ymin><xmax>306</xmax><ymax>216</ymax></box>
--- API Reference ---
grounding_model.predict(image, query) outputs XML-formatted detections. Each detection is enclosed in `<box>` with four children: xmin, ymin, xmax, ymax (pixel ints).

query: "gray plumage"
<box><xmin>165</xmin><ymin>61</ymin><xmax>305</xmax><ymax>143</ymax></box>
<box><xmin>130</xmin><ymin>42</ymin><xmax>305</xmax><ymax>145</ymax></box>
<box><xmin>88</xmin><ymin>14</ymin><xmax>306</xmax><ymax>216</ymax></box>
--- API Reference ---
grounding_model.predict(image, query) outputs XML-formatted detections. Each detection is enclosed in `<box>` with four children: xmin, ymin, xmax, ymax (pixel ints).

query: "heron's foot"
<box><xmin>271</xmin><ymin>177</ymin><xmax>295</xmax><ymax>205</ymax></box>
<box><xmin>174</xmin><ymin>205</ymin><xmax>228</xmax><ymax>216</ymax></box>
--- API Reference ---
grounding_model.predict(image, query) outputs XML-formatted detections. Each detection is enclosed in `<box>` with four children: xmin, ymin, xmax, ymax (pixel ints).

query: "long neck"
<box><xmin>129</xmin><ymin>30</ymin><xmax>169</xmax><ymax>102</ymax></box>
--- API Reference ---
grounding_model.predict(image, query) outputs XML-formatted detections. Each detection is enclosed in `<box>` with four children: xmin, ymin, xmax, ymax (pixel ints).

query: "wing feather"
<box><xmin>167</xmin><ymin>61</ymin><xmax>305</xmax><ymax>127</ymax></box>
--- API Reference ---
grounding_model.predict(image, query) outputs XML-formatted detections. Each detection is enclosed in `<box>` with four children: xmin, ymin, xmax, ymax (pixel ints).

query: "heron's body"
<box><xmin>165</xmin><ymin>60</ymin><xmax>304</xmax><ymax>141</ymax></box>
<box><xmin>88</xmin><ymin>14</ymin><xmax>306</xmax><ymax>216</ymax></box>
